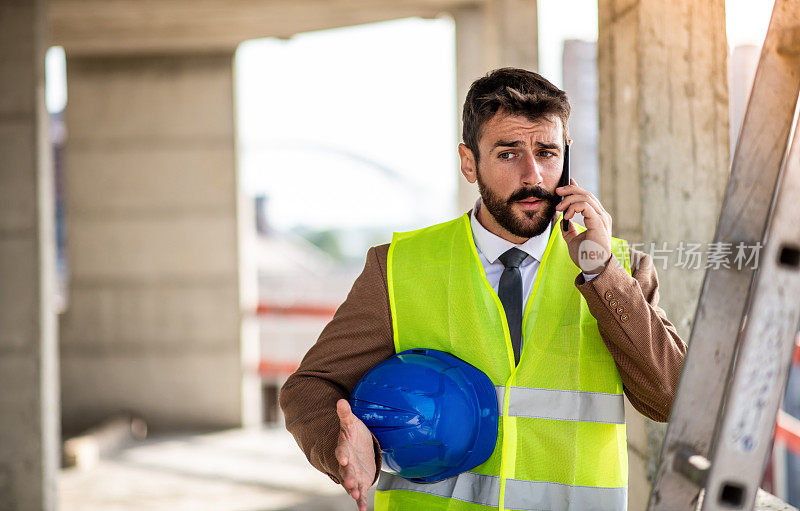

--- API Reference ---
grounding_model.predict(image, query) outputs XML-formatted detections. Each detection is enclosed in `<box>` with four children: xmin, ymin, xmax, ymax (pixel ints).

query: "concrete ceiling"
<box><xmin>49</xmin><ymin>0</ymin><xmax>484</xmax><ymax>55</ymax></box>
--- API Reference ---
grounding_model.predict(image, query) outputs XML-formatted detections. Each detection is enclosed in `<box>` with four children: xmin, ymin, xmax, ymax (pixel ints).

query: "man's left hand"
<box><xmin>555</xmin><ymin>178</ymin><xmax>613</xmax><ymax>275</ymax></box>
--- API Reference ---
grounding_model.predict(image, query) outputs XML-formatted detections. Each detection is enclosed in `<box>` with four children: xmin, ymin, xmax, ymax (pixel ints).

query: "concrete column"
<box><xmin>453</xmin><ymin>0</ymin><xmax>538</xmax><ymax>213</ymax></box>
<box><xmin>562</xmin><ymin>40</ymin><xmax>599</xmax><ymax>198</ymax></box>
<box><xmin>598</xmin><ymin>1</ymin><xmax>729</xmax><ymax>508</ymax></box>
<box><xmin>60</xmin><ymin>52</ymin><xmax>258</xmax><ymax>432</ymax></box>
<box><xmin>0</xmin><ymin>0</ymin><xmax>60</xmax><ymax>509</ymax></box>
<box><xmin>598</xmin><ymin>0</ymin><xmax>729</xmax><ymax>332</ymax></box>
<box><xmin>454</xmin><ymin>5</ymin><xmax>484</xmax><ymax>213</ymax></box>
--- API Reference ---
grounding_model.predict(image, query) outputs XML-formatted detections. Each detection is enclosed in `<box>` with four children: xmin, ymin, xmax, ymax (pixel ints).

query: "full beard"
<box><xmin>476</xmin><ymin>171</ymin><xmax>559</xmax><ymax>239</ymax></box>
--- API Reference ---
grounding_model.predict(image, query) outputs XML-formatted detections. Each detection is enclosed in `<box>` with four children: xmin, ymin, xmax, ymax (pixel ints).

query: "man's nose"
<box><xmin>520</xmin><ymin>152</ymin><xmax>544</xmax><ymax>186</ymax></box>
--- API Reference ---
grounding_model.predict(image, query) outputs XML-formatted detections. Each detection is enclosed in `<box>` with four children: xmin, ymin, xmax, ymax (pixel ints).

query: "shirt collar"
<box><xmin>469</xmin><ymin>197</ymin><xmax>552</xmax><ymax>265</ymax></box>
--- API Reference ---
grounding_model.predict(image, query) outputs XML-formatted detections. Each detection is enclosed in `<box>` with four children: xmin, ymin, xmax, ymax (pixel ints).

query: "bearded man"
<box><xmin>280</xmin><ymin>67</ymin><xmax>687</xmax><ymax>511</ymax></box>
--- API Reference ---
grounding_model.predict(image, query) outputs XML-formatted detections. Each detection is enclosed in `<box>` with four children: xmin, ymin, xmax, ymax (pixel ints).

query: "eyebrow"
<box><xmin>492</xmin><ymin>139</ymin><xmax>562</xmax><ymax>151</ymax></box>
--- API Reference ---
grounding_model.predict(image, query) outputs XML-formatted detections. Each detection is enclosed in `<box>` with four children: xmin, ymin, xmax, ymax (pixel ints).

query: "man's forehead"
<box><xmin>482</xmin><ymin>111</ymin><xmax>563</xmax><ymax>146</ymax></box>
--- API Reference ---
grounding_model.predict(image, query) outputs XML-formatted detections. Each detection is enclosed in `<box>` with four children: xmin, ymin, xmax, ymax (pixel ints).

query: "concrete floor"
<box><xmin>58</xmin><ymin>426</ymin><xmax>375</xmax><ymax>511</ymax></box>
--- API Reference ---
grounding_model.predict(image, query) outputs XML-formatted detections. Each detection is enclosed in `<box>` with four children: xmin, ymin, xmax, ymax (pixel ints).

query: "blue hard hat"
<box><xmin>349</xmin><ymin>348</ymin><xmax>498</xmax><ymax>483</ymax></box>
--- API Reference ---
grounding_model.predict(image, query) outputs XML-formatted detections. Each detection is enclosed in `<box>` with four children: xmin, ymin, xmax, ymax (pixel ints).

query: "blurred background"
<box><xmin>2</xmin><ymin>0</ymin><xmax>799</xmax><ymax>509</ymax></box>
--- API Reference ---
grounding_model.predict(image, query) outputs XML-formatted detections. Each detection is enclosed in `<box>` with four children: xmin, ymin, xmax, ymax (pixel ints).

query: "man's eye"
<box><xmin>538</xmin><ymin>151</ymin><xmax>555</xmax><ymax>159</ymax></box>
<box><xmin>498</xmin><ymin>152</ymin><xmax>514</xmax><ymax>160</ymax></box>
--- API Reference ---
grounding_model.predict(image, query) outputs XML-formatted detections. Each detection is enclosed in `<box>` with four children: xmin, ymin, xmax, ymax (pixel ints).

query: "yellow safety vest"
<box><xmin>375</xmin><ymin>212</ymin><xmax>631</xmax><ymax>511</ymax></box>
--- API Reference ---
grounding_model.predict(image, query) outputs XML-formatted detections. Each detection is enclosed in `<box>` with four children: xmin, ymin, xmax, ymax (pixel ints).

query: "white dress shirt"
<box><xmin>469</xmin><ymin>197</ymin><xmax>597</xmax><ymax>311</ymax></box>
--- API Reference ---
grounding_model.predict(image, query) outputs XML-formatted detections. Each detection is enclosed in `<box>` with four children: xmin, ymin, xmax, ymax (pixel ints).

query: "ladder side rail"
<box><xmin>701</xmin><ymin>111</ymin><xmax>800</xmax><ymax>511</ymax></box>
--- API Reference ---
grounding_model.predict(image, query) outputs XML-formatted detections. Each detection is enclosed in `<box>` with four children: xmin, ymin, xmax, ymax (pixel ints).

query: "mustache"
<box><xmin>506</xmin><ymin>186</ymin><xmax>558</xmax><ymax>204</ymax></box>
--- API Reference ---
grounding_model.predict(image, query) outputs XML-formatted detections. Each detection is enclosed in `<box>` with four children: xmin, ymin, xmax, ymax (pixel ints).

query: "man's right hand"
<box><xmin>335</xmin><ymin>398</ymin><xmax>377</xmax><ymax>511</ymax></box>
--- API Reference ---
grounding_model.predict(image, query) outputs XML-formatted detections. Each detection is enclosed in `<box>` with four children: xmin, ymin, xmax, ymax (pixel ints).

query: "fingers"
<box><xmin>560</xmin><ymin>217</ymin><xmax>579</xmax><ymax>243</ymax></box>
<box><xmin>336</xmin><ymin>398</ymin><xmax>374</xmax><ymax>509</ymax></box>
<box><xmin>561</xmin><ymin>200</ymin><xmax>596</xmax><ymax>223</ymax></box>
<box><xmin>557</xmin><ymin>192</ymin><xmax>602</xmax><ymax>215</ymax></box>
<box><xmin>556</xmin><ymin>187</ymin><xmax>603</xmax><ymax>216</ymax></box>
<box><xmin>337</xmin><ymin>399</ymin><xmax>353</xmax><ymax>422</ymax></box>
<box><xmin>339</xmin><ymin>463</ymin><xmax>356</xmax><ymax>493</ymax></box>
<box><xmin>357</xmin><ymin>487</ymin><xmax>368</xmax><ymax>511</ymax></box>
<box><xmin>335</xmin><ymin>442</ymin><xmax>349</xmax><ymax>467</ymax></box>
<box><xmin>555</xmin><ymin>178</ymin><xmax>580</xmax><ymax>196</ymax></box>
<box><xmin>336</xmin><ymin>440</ymin><xmax>361</xmax><ymax>499</ymax></box>
<box><xmin>556</xmin><ymin>179</ymin><xmax>602</xmax><ymax>209</ymax></box>
<box><xmin>556</xmin><ymin>181</ymin><xmax>611</xmax><ymax>232</ymax></box>
<box><xmin>339</xmin><ymin>461</ymin><xmax>370</xmax><ymax>511</ymax></box>
<box><xmin>350</xmin><ymin>478</ymin><xmax>368</xmax><ymax>510</ymax></box>
<box><xmin>337</xmin><ymin>399</ymin><xmax>362</xmax><ymax>432</ymax></box>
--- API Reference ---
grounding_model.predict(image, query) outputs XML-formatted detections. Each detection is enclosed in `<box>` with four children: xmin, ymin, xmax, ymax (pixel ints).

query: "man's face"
<box><xmin>460</xmin><ymin>110</ymin><xmax>565</xmax><ymax>240</ymax></box>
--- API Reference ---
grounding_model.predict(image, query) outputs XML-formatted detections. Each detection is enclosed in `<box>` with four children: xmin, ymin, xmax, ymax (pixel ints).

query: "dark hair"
<box><xmin>462</xmin><ymin>67</ymin><xmax>570</xmax><ymax>162</ymax></box>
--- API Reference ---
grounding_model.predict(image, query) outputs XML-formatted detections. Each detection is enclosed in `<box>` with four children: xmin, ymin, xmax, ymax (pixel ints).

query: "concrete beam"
<box><xmin>0</xmin><ymin>0</ymin><xmax>60</xmax><ymax>509</ymax></box>
<box><xmin>50</xmin><ymin>0</ymin><xmax>484</xmax><ymax>55</ymax></box>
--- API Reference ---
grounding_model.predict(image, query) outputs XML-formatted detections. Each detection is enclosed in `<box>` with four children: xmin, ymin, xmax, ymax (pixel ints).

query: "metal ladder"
<box><xmin>647</xmin><ymin>0</ymin><xmax>800</xmax><ymax>509</ymax></box>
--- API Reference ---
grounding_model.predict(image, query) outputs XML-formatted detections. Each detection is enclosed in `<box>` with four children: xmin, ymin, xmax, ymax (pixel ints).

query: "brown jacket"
<box><xmin>279</xmin><ymin>218</ymin><xmax>687</xmax><ymax>485</ymax></box>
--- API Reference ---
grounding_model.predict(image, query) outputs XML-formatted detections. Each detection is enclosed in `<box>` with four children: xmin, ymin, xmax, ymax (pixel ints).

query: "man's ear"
<box><xmin>458</xmin><ymin>143</ymin><xmax>478</xmax><ymax>184</ymax></box>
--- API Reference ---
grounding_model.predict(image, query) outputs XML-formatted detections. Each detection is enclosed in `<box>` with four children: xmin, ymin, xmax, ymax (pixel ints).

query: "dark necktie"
<box><xmin>498</xmin><ymin>247</ymin><xmax>528</xmax><ymax>365</ymax></box>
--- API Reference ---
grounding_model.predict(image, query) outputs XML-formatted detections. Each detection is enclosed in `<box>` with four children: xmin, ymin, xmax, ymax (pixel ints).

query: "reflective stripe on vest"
<box><xmin>495</xmin><ymin>386</ymin><xmax>625</xmax><ymax>424</ymax></box>
<box><xmin>378</xmin><ymin>471</ymin><xmax>628</xmax><ymax>511</ymax></box>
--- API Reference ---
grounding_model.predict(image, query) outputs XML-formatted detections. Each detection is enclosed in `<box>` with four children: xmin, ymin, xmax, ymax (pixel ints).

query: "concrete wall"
<box><xmin>59</xmin><ymin>53</ymin><xmax>257</xmax><ymax>433</ymax></box>
<box><xmin>0</xmin><ymin>0</ymin><xmax>60</xmax><ymax>509</ymax></box>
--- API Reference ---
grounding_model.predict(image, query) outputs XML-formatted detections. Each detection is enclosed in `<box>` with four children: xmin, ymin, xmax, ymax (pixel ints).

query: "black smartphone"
<box><xmin>560</xmin><ymin>143</ymin><xmax>570</xmax><ymax>230</ymax></box>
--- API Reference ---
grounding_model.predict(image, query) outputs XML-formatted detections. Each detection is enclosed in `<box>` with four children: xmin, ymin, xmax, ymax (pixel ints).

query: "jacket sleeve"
<box><xmin>279</xmin><ymin>244</ymin><xmax>394</xmax><ymax>485</ymax></box>
<box><xmin>574</xmin><ymin>247</ymin><xmax>687</xmax><ymax>422</ymax></box>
